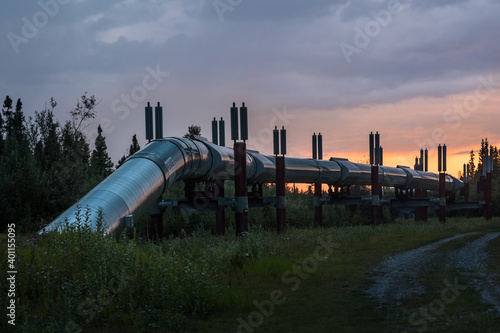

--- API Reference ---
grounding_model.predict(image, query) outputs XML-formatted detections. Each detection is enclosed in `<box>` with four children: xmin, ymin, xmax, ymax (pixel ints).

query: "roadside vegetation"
<box><xmin>1</xmin><ymin>217</ymin><xmax>499</xmax><ymax>332</ymax></box>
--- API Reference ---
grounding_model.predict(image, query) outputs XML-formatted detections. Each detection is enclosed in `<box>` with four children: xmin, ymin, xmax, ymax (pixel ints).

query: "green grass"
<box><xmin>188</xmin><ymin>217</ymin><xmax>500</xmax><ymax>333</ymax></box>
<box><xmin>1</xmin><ymin>217</ymin><xmax>499</xmax><ymax>332</ymax></box>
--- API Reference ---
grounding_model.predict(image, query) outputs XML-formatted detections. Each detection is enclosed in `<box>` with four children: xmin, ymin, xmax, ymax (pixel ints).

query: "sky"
<box><xmin>1</xmin><ymin>0</ymin><xmax>499</xmax><ymax>177</ymax></box>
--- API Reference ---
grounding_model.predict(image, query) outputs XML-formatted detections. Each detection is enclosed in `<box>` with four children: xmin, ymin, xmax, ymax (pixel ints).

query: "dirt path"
<box><xmin>367</xmin><ymin>231</ymin><xmax>500</xmax><ymax>313</ymax></box>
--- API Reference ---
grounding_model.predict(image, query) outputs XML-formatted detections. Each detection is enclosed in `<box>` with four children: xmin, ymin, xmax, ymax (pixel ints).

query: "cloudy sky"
<box><xmin>1</xmin><ymin>0</ymin><xmax>499</xmax><ymax>176</ymax></box>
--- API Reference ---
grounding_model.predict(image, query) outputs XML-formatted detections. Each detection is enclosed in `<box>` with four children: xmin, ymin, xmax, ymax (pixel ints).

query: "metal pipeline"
<box><xmin>43</xmin><ymin>137</ymin><xmax>463</xmax><ymax>235</ymax></box>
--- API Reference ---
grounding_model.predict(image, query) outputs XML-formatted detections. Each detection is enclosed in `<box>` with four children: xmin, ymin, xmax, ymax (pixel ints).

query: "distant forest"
<box><xmin>0</xmin><ymin>94</ymin><xmax>498</xmax><ymax>234</ymax></box>
<box><xmin>0</xmin><ymin>94</ymin><xmax>139</xmax><ymax>233</ymax></box>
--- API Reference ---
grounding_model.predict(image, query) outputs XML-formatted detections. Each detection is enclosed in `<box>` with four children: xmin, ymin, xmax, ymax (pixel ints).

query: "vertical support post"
<box><xmin>212</xmin><ymin>117</ymin><xmax>218</xmax><ymax>145</ymax></box>
<box><xmin>479</xmin><ymin>174</ymin><xmax>485</xmax><ymax>194</ymax></box>
<box><xmin>234</xmin><ymin>141</ymin><xmax>248</xmax><ymax>237</ymax></box>
<box><xmin>154</xmin><ymin>102</ymin><xmax>163</xmax><ymax>139</ymax></box>
<box><xmin>420</xmin><ymin>148</ymin><xmax>429</xmax><ymax>221</ymax></box>
<box><xmin>375</xmin><ymin>132</ymin><xmax>380</xmax><ymax>165</ymax></box>
<box><xmin>219</xmin><ymin>117</ymin><xmax>225</xmax><ymax>147</ymax></box>
<box><xmin>313</xmin><ymin>133</ymin><xmax>322</xmax><ymax>227</ymax></box>
<box><xmin>414</xmin><ymin>157</ymin><xmax>421</xmax><ymax>222</ymax></box>
<box><xmin>439</xmin><ymin>173</ymin><xmax>446</xmax><ymax>223</ymax></box>
<box><xmin>314</xmin><ymin>183</ymin><xmax>322</xmax><ymax>227</ymax></box>
<box><xmin>273</xmin><ymin>127</ymin><xmax>280</xmax><ymax>155</ymax></box>
<box><xmin>276</xmin><ymin>155</ymin><xmax>286</xmax><ymax>234</ymax></box>
<box><xmin>318</xmin><ymin>133</ymin><xmax>323</xmax><ymax>160</ymax></box>
<box><xmin>240</xmin><ymin>103</ymin><xmax>248</xmax><ymax>141</ymax></box>
<box><xmin>485</xmin><ymin>172</ymin><xmax>491</xmax><ymax>220</ymax></box>
<box><xmin>230</xmin><ymin>103</ymin><xmax>238</xmax><ymax>141</ymax></box>
<box><xmin>464</xmin><ymin>164</ymin><xmax>470</xmax><ymax>219</ymax></box>
<box><xmin>145</xmin><ymin>102</ymin><xmax>153</xmax><ymax>141</ymax></box>
<box><xmin>371</xmin><ymin>165</ymin><xmax>381</xmax><ymax>225</ymax></box>
<box><xmin>312</xmin><ymin>133</ymin><xmax>317</xmax><ymax>160</ymax></box>
<box><xmin>149</xmin><ymin>198</ymin><xmax>163</xmax><ymax>240</ymax></box>
<box><xmin>464</xmin><ymin>181</ymin><xmax>470</xmax><ymax>218</ymax></box>
<box><xmin>443</xmin><ymin>144</ymin><xmax>447</xmax><ymax>172</ymax></box>
<box><xmin>274</xmin><ymin>126</ymin><xmax>287</xmax><ymax>234</ymax></box>
<box><xmin>215</xmin><ymin>179</ymin><xmax>225</xmax><ymax>235</ymax></box>
<box><xmin>490</xmin><ymin>146</ymin><xmax>494</xmax><ymax>174</ymax></box>
<box><xmin>437</xmin><ymin>144</ymin><xmax>446</xmax><ymax>223</ymax></box>
<box><xmin>422</xmin><ymin>187</ymin><xmax>428</xmax><ymax>221</ymax></box>
<box><xmin>485</xmin><ymin>148</ymin><xmax>493</xmax><ymax>220</ymax></box>
<box><xmin>425</xmin><ymin>149</ymin><xmax>429</xmax><ymax>172</ymax></box>
<box><xmin>369</xmin><ymin>132</ymin><xmax>374</xmax><ymax>165</ymax></box>
<box><xmin>421</xmin><ymin>148</ymin><xmax>428</xmax><ymax>220</ymax></box>
<box><xmin>281</xmin><ymin>126</ymin><xmax>287</xmax><ymax>155</ymax></box>
<box><xmin>415</xmin><ymin>149</ymin><xmax>424</xmax><ymax>222</ymax></box>
<box><xmin>438</xmin><ymin>144</ymin><xmax>447</xmax><ymax>223</ymax></box>
<box><xmin>438</xmin><ymin>144</ymin><xmax>442</xmax><ymax>172</ymax></box>
<box><xmin>419</xmin><ymin>149</ymin><xmax>424</xmax><ymax>170</ymax></box>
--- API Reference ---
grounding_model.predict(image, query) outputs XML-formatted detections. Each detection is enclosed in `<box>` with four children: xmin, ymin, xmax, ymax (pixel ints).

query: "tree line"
<box><xmin>0</xmin><ymin>94</ymin><xmax>140</xmax><ymax>233</ymax></box>
<box><xmin>466</xmin><ymin>138</ymin><xmax>500</xmax><ymax>215</ymax></box>
<box><xmin>0</xmin><ymin>92</ymin><xmax>498</xmax><ymax>234</ymax></box>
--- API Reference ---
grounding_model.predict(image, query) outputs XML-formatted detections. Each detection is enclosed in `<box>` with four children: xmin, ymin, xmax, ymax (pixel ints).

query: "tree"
<box><xmin>493</xmin><ymin>146</ymin><xmax>499</xmax><ymax>177</ymax></box>
<box><xmin>90</xmin><ymin>125</ymin><xmax>113</xmax><ymax>178</ymax></box>
<box><xmin>71</xmin><ymin>92</ymin><xmax>98</xmax><ymax>133</ymax></box>
<box><xmin>0</xmin><ymin>104</ymin><xmax>3</xmax><ymax>155</ymax></box>
<box><xmin>0</xmin><ymin>137</ymin><xmax>48</xmax><ymax>233</ymax></box>
<box><xmin>12</xmin><ymin>98</ymin><xmax>25</xmax><ymax>140</ymax></box>
<box><xmin>0</xmin><ymin>97</ymin><xmax>46</xmax><ymax>232</ymax></box>
<box><xmin>116</xmin><ymin>133</ymin><xmax>141</xmax><ymax>169</ymax></box>
<box><xmin>129</xmin><ymin>133</ymin><xmax>140</xmax><ymax>155</ymax></box>
<box><xmin>468</xmin><ymin>150</ymin><xmax>476</xmax><ymax>178</ymax></box>
<box><xmin>2</xmin><ymin>96</ymin><xmax>13</xmax><ymax>136</ymax></box>
<box><xmin>184</xmin><ymin>125</ymin><xmax>201</xmax><ymax>138</ymax></box>
<box><xmin>116</xmin><ymin>155</ymin><xmax>127</xmax><ymax>169</ymax></box>
<box><xmin>32</xmin><ymin>99</ymin><xmax>60</xmax><ymax>172</ymax></box>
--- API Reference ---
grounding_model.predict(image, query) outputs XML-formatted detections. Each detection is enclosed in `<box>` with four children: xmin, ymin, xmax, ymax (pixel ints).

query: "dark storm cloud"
<box><xmin>0</xmin><ymin>0</ymin><xmax>499</xmax><ymax>162</ymax></box>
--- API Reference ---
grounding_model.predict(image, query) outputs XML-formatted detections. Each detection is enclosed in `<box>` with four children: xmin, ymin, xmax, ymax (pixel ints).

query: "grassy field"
<box><xmin>1</xmin><ymin>217</ymin><xmax>499</xmax><ymax>332</ymax></box>
<box><xmin>187</xmin><ymin>218</ymin><xmax>500</xmax><ymax>333</ymax></box>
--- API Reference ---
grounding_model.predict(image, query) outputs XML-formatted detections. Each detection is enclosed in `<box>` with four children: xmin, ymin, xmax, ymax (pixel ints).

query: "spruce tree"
<box><xmin>90</xmin><ymin>125</ymin><xmax>113</xmax><ymax>178</ymax></box>
<box><xmin>0</xmin><ymin>97</ymin><xmax>46</xmax><ymax>232</ymax></box>
<box><xmin>129</xmin><ymin>133</ymin><xmax>140</xmax><ymax>155</ymax></box>
<box><xmin>2</xmin><ymin>96</ymin><xmax>13</xmax><ymax>136</ymax></box>
<box><xmin>0</xmin><ymin>107</ymin><xmax>3</xmax><ymax>155</ymax></box>
<box><xmin>116</xmin><ymin>155</ymin><xmax>127</xmax><ymax>169</ymax></box>
<box><xmin>116</xmin><ymin>133</ymin><xmax>140</xmax><ymax>169</ymax></box>
<box><xmin>13</xmin><ymin>98</ymin><xmax>25</xmax><ymax>140</ymax></box>
<box><xmin>468</xmin><ymin>150</ymin><xmax>475</xmax><ymax>178</ymax></box>
<box><xmin>33</xmin><ymin>100</ymin><xmax>61</xmax><ymax>172</ymax></box>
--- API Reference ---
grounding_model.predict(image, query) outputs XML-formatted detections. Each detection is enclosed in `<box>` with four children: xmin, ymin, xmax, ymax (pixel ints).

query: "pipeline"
<box><xmin>42</xmin><ymin>137</ymin><xmax>463</xmax><ymax>235</ymax></box>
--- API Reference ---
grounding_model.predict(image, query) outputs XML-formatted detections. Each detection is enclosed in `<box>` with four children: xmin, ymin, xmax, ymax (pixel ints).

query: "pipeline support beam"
<box><xmin>276</xmin><ymin>156</ymin><xmax>286</xmax><ymax>234</ymax></box>
<box><xmin>234</xmin><ymin>142</ymin><xmax>248</xmax><ymax>236</ymax></box>
<box><xmin>371</xmin><ymin>165</ymin><xmax>381</xmax><ymax>225</ymax></box>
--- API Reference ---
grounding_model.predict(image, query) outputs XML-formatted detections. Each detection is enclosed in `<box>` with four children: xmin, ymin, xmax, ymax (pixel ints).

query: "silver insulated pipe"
<box><xmin>43</xmin><ymin>137</ymin><xmax>463</xmax><ymax>235</ymax></box>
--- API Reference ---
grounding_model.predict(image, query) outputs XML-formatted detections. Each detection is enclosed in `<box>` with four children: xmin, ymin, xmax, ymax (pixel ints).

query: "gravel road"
<box><xmin>366</xmin><ymin>231</ymin><xmax>500</xmax><ymax>313</ymax></box>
